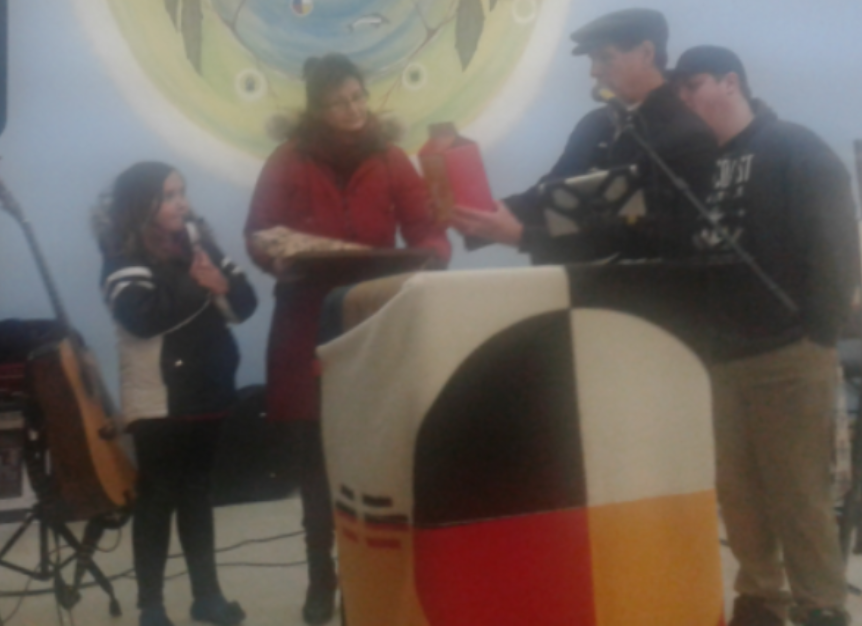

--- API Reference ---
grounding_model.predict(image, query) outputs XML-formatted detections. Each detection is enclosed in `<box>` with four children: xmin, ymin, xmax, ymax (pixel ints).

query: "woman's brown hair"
<box><xmin>302</xmin><ymin>53</ymin><xmax>367</xmax><ymax>114</ymax></box>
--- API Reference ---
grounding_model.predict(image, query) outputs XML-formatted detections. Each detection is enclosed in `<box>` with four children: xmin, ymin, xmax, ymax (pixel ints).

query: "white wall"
<box><xmin>1</xmin><ymin>0</ymin><xmax>861</xmax><ymax>392</ymax></box>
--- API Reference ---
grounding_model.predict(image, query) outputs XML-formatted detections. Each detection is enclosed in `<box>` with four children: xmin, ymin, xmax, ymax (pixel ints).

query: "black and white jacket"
<box><xmin>506</xmin><ymin>83</ymin><xmax>718</xmax><ymax>265</ymax></box>
<box><xmin>101</xmin><ymin>235</ymin><xmax>257</xmax><ymax>425</ymax></box>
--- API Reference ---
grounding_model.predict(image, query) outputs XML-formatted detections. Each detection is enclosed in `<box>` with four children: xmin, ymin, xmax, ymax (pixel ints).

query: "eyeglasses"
<box><xmin>323</xmin><ymin>91</ymin><xmax>368</xmax><ymax>113</ymax></box>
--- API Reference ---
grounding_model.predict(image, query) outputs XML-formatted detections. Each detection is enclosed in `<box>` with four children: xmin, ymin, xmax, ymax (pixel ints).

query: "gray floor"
<box><xmin>1</xmin><ymin>497</ymin><xmax>862</xmax><ymax>625</ymax></box>
<box><xmin>0</xmin><ymin>497</ymin><xmax>322</xmax><ymax>626</ymax></box>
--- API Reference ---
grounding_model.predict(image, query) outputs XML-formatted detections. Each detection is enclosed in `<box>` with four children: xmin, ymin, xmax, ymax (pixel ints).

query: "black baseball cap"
<box><xmin>570</xmin><ymin>8</ymin><xmax>669</xmax><ymax>56</ymax></box>
<box><xmin>670</xmin><ymin>45</ymin><xmax>750</xmax><ymax>93</ymax></box>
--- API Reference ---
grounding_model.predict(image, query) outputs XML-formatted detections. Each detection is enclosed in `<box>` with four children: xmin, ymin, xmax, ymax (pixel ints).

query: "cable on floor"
<box><xmin>0</xmin><ymin>572</ymin><xmax>35</xmax><ymax>625</ymax></box>
<box><xmin>0</xmin><ymin>529</ymin><xmax>305</xmax><ymax>599</ymax></box>
<box><xmin>94</xmin><ymin>528</ymin><xmax>123</xmax><ymax>555</ymax></box>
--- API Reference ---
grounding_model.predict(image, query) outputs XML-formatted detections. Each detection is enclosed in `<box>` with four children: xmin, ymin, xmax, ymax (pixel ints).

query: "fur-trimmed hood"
<box><xmin>264</xmin><ymin>110</ymin><xmax>406</xmax><ymax>145</ymax></box>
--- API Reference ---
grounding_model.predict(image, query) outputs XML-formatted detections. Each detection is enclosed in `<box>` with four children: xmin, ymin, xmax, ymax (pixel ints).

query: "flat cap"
<box><xmin>570</xmin><ymin>8</ymin><xmax>668</xmax><ymax>56</ymax></box>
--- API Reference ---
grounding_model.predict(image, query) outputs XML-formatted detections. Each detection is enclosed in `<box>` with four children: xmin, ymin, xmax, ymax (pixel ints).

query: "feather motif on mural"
<box><xmin>163</xmin><ymin>0</ymin><xmax>203</xmax><ymax>73</ymax></box>
<box><xmin>164</xmin><ymin>0</ymin><xmax>179</xmax><ymax>26</ymax></box>
<box><xmin>91</xmin><ymin>0</ymin><xmax>564</xmax><ymax>163</ymax></box>
<box><xmin>455</xmin><ymin>0</ymin><xmax>485</xmax><ymax>70</ymax></box>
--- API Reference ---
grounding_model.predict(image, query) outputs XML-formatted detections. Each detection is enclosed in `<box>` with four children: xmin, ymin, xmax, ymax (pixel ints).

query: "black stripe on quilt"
<box><xmin>413</xmin><ymin>311</ymin><xmax>585</xmax><ymax>526</ymax></box>
<box><xmin>565</xmin><ymin>263</ymin><xmax>719</xmax><ymax>361</ymax></box>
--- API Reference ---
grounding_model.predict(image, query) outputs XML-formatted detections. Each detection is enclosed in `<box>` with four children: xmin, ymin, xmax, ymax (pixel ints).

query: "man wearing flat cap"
<box><xmin>672</xmin><ymin>46</ymin><xmax>859</xmax><ymax>626</ymax></box>
<box><xmin>452</xmin><ymin>8</ymin><xmax>716</xmax><ymax>264</ymax></box>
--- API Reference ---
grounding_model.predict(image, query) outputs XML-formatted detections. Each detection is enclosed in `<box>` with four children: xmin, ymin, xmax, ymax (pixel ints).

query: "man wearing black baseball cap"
<box><xmin>672</xmin><ymin>46</ymin><xmax>859</xmax><ymax>626</ymax></box>
<box><xmin>452</xmin><ymin>8</ymin><xmax>716</xmax><ymax>264</ymax></box>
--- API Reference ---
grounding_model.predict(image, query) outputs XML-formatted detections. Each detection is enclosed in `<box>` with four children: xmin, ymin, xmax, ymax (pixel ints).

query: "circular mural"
<box><xmin>73</xmin><ymin>0</ymin><xmax>570</xmax><ymax>185</ymax></box>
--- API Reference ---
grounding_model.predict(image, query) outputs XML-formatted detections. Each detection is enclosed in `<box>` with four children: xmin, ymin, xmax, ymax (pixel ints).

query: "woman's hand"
<box><xmin>451</xmin><ymin>201</ymin><xmax>524</xmax><ymax>247</ymax></box>
<box><xmin>190</xmin><ymin>248</ymin><xmax>229</xmax><ymax>296</ymax></box>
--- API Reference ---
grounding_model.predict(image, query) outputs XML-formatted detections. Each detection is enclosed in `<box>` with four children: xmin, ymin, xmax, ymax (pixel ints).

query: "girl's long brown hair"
<box><xmin>94</xmin><ymin>161</ymin><xmax>175</xmax><ymax>261</ymax></box>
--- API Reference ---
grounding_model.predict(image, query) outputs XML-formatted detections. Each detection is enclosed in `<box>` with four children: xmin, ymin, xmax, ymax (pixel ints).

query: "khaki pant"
<box><xmin>710</xmin><ymin>339</ymin><xmax>846</xmax><ymax>618</ymax></box>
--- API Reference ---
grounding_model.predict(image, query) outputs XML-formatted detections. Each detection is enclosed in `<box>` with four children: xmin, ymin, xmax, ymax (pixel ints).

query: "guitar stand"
<box><xmin>0</xmin><ymin>417</ymin><xmax>129</xmax><ymax>618</ymax></box>
<box><xmin>0</xmin><ymin>504</ymin><xmax>124</xmax><ymax>617</ymax></box>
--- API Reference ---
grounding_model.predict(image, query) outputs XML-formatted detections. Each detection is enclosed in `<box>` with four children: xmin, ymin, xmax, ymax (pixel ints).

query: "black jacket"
<box><xmin>700</xmin><ymin>105</ymin><xmax>860</xmax><ymax>360</ymax></box>
<box><xmin>506</xmin><ymin>83</ymin><xmax>718</xmax><ymax>264</ymax></box>
<box><xmin>101</xmin><ymin>234</ymin><xmax>257</xmax><ymax>423</ymax></box>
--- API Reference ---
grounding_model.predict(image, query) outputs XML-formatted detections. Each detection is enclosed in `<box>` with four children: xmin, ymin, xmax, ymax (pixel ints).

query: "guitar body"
<box><xmin>29</xmin><ymin>338</ymin><xmax>136</xmax><ymax>520</ymax></box>
<box><xmin>0</xmin><ymin>175</ymin><xmax>136</xmax><ymax>520</ymax></box>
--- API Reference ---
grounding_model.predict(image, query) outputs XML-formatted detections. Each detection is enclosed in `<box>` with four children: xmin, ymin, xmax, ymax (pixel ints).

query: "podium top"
<box><xmin>282</xmin><ymin>248</ymin><xmax>434</xmax><ymax>287</ymax></box>
<box><xmin>291</xmin><ymin>248</ymin><xmax>432</xmax><ymax>261</ymax></box>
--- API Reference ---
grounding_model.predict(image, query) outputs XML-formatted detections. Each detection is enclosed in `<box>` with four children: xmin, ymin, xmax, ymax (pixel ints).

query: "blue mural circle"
<box><xmin>212</xmin><ymin>0</ymin><xmax>437</xmax><ymax>78</ymax></box>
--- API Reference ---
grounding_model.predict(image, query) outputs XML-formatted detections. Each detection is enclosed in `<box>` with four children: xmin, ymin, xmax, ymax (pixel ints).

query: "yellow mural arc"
<box><xmin>73</xmin><ymin>0</ymin><xmax>570</xmax><ymax>186</ymax></box>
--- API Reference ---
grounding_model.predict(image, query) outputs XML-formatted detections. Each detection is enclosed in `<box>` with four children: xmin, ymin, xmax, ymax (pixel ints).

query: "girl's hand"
<box><xmin>190</xmin><ymin>249</ymin><xmax>229</xmax><ymax>296</ymax></box>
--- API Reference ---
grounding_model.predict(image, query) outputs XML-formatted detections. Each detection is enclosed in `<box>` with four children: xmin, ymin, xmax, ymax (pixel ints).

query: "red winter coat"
<box><xmin>245</xmin><ymin>138</ymin><xmax>451</xmax><ymax>422</ymax></box>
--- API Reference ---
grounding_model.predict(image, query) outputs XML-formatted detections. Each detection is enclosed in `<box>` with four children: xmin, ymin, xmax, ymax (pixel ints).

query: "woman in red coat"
<box><xmin>244</xmin><ymin>54</ymin><xmax>451</xmax><ymax>624</ymax></box>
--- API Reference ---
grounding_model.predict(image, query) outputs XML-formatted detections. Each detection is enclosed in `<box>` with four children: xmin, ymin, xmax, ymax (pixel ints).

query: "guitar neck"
<box><xmin>18</xmin><ymin>215</ymin><xmax>72</xmax><ymax>332</ymax></box>
<box><xmin>0</xmin><ymin>174</ymin><xmax>72</xmax><ymax>334</ymax></box>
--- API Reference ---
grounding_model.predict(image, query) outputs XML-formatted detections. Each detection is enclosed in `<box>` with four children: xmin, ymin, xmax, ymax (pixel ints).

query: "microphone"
<box><xmin>592</xmin><ymin>85</ymin><xmax>631</xmax><ymax>120</ymax></box>
<box><xmin>592</xmin><ymin>85</ymin><xmax>617</xmax><ymax>103</ymax></box>
<box><xmin>185</xmin><ymin>216</ymin><xmax>202</xmax><ymax>249</ymax></box>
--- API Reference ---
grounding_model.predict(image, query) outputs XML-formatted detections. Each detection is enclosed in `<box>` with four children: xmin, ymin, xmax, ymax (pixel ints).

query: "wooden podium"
<box><xmin>266</xmin><ymin>248</ymin><xmax>436</xmax><ymax>425</ymax></box>
<box><xmin>318</xmin><ymin>264</ymin><xmax>726</xmax><ymax>626</ymax></box>
<box><xmin>283</xmin><ymin>248</ymin><xmax>435</xmax><ymax>348</ymax></box>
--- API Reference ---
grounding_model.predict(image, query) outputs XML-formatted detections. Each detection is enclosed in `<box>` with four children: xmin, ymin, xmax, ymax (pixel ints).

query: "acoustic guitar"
<box><xmin>0</xmin><ymin>176</ymin><xmax>136</xmax><ymax>520</ymax></box>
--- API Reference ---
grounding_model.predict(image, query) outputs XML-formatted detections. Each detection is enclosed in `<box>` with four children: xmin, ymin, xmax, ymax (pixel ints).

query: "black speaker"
<box><xmin>0</xmin><ymin>0</ymin><xmax>6</xmax><ymax>137</ymax></box>
<box><xmin>210</xmin><ymin>385</ymin><xmax>299</xmax><ymax>506</ymax></box>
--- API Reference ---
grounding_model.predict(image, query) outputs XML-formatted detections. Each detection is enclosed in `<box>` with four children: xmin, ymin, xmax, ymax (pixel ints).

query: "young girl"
<box><xmin>245</xmin><ymin>53</ymin><xmax>450</xmax><ymax>624</ymax></box>
<box><xmin>95</xmin><ymin>162</ymin><xmax>257</xmax><ymax>626</ymax></box>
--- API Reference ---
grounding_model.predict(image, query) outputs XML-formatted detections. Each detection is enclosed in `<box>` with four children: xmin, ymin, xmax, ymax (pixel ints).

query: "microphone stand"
<box><xmin>618</xmin><ymin>109</ymin><xmax>799</xmax><ymax>315</ymax></box>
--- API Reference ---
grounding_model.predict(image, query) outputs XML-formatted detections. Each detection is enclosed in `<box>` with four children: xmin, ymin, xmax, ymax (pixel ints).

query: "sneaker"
<box><xmin>140</xmin><ymin>606</ymin><xmax>176</xmax><ymax>626</ymax></box>
<box><xmin>302</xmin><ymin>582</ymin><xmax>337</xmax><ymax>625</ymax></box>
<box><xmin>729</xmin><ymin>595</ymin><xmax>785</xmax><ymax>626</ymax></box>
<box><xmin>794</xmin><ymin>608</ymin><xmax>850</xmax><ymax>626</ymax></box>
<box><xmin>190</xmin><ymin>595</ymin><xmax>246</xmax><ymax>626</ymax></box>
